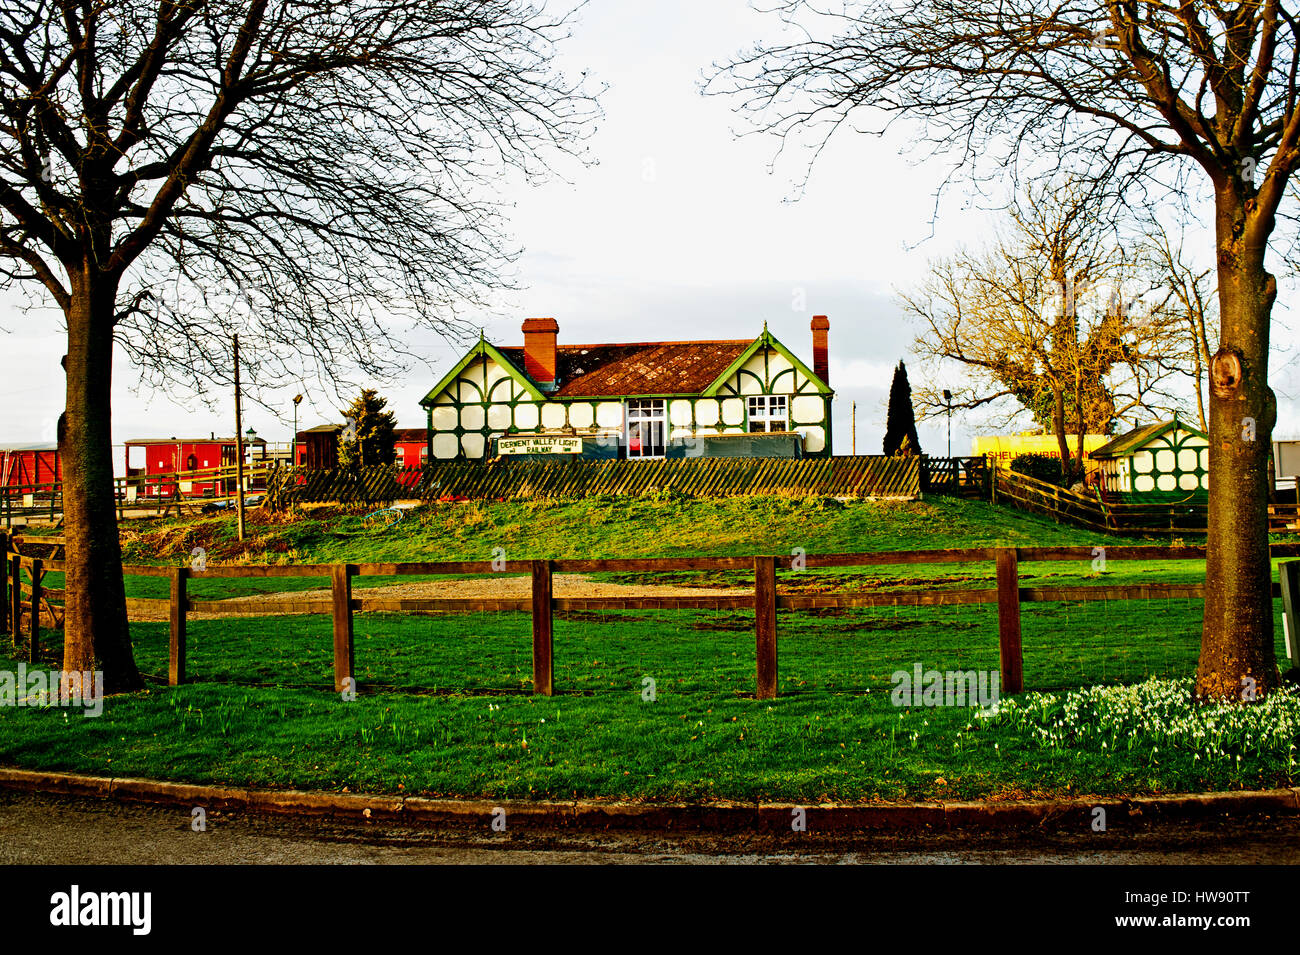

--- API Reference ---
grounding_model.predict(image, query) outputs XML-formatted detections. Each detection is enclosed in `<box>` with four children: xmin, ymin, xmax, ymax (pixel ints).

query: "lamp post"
<box><xmin>245</xmin><ymin>427</ymin><xmax>259</xmax><ymax>500</ymax></box>
<box><xmin>233</xmin><ymin>333</ymin><xmax>244</xmax><ymax>541</ymax></box>
<box><xmin>943</xmin><ymin>389</ymin><xmax>952</xmax><ymax>459</ymax></box>
<box><xmin>292</xmin><ymin>394</ymin><xmax>303</xmax><ymax>466</ymax></box>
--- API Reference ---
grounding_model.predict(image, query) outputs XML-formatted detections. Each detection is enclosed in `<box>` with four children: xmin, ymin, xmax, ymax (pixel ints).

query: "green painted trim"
<box><xmin>1090</xmin><ymin>416</ymin><xmax>1208</xmax><ymax>460</ymax></box>
<box><xmin>701</xmin><ymin>330</ymin><xmax>832</xmax><ymax>397</ymax></box>
<box><xmin>419</xmin><ymin>340</ymin><xmax>545</xmax><ymax>407</ymax></box>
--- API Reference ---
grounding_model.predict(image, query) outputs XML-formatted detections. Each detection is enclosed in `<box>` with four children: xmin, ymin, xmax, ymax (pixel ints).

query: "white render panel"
<box><xmin>791</xmin><ymin>395</ymin><xmax>824</xmax><ymax>423</ymax></box>
<box><xmin>568</xmin><ymin>402</ymin><xmax>595</xmax><ymax>428</ymax></box>
<box><xmin>486</xmin><ymin>376</ymin><xmax>516</xmax><ymax>402</ymax></box>
<box><xmin>740</xmin><ymin>353</ymin><xmax>768</xmax><ymax>391</ymax></box>
<box><xmin>767</xmin><ymin>352</ymin><xmax>794</xmax><ymax>377</ymax></box>
<box><xmin>514</xmin><ymin>403</ymin><xmax>540</xmax><ymax>430</ymax></box>
<box><xmin>669</xmin><ymin>400</ymin><xmax>693</xmax><ymax>427</ymax></box>
<box><xmin>461</xmin><ymin>433</ymin><xmax>486</xmax><ymax>458</ymax></box>
<box><xmin>720</xmin><ymin>398</ymin><xmax>744</xmax><ymax>426</ymax></box>
<box><xmin>460</xmin><ymin>405</ymin><xmax>485</xmax><ymax>430</ymax></box>
<box><xmin>540</xmin><ymin>402</ymin><xmax>567</xmax><ymax>429</ymax></box>
<box><xmin>1156</xmin><ymin>473</ymin><xmax>1176</xmax><ymax>491</ymax></box>
<box><xmin>1155</xmin><ymin>449</ymin><xmax>1176</xmax><ymax>472</ymax></box>
<box><xmin>431</xmin><ymin>406</ymin><xmax>457</xmax><ymax>431</ymax></box>
<box><xmin>596</xmin><ymin>402</ymin><xmax>623</xmax><ymax>428</ymax></box>
<box><xmin>432</xmin><ymin>433</ymin><xmax>459</xmax><ymax>459</ymax></box>
<box><xmin>1177</xmin><ymin>448</ymin><xmax>1199</xmax><ymax>471</ymax></box>
<box><xmin>1132</xmin><ymin>450</ymin><xmax>1154</xmax><ymax>473</ymax></box>
<box><xmin>695</xmin><ymin>399</ymin><xmax>720</xmax><ymax>426</ymax></box>
<box><xmin>799</xmin><ymin>426</ymin><xmax>825</xmax><ymax>453</ymax></box>
<box><xmin>1134</xmin><ymin>473</ymin><xmax>1155</xmax><ymax>492</ymax></box>
<box><xmin>486</xmin><ymin>404</ymin><xmax>512</xmax><ymax>430</ymax></box>
<box><xmin>456</xmin><ymin>358</ymin><xmax>485</xmax><ymax>402</ymax></box>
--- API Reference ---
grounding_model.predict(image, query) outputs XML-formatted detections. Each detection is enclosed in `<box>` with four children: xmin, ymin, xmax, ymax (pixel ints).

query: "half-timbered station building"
<box><xmin>418</xmin><ymin>316</ymin><xmax>835</xmax><ymax>461</ymax></box>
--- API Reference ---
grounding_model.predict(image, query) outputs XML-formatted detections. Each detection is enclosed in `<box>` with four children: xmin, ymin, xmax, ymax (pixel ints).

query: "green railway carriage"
<box><xmin>1090</xmin><ymin>418</ymin><xmax>1210</xmax><ymax>504</ymax></box>
<box><xmin>418</xmin><ymin>316</ymin><xmax>835</xmax><ymax>461</ymax></box>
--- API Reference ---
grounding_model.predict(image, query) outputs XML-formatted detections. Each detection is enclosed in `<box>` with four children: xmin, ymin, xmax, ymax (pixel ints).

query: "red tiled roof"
<box><xmin>393</xmin><ymin>428</ymin><xmax>427</xmax><ymax>442</ymax></box>
<box><xmin>497</xmin><ymin>340</ymin><xmax>752</xmax><ymax>398</ymax></box>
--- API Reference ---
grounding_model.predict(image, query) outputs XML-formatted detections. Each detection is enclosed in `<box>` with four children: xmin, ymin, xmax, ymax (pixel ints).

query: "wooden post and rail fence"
<box><xmin>1</xmin><ymin>460</ymin><xmax>277</xmax><ymax>527</ymax></box>
<box><xmin>990</xmin><ymin>464</ymin><xmax>1300</xmax><ymax>535</ymax></box>
<box><xmin>6</xmin><ymin>534</ymin><xmax>1300</xmax><ymax>700</ymax></box>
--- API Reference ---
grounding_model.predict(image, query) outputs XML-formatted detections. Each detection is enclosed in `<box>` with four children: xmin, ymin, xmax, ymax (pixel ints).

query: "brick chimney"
<box><xmin>811</xmin><ymin>315</ymin><xmax>830</xmax><ymax>385</ymax></box>
<box><xmin>522</xmin><ymin>317</ymin><xmax>559</xmax><ymax>390</ymax></box>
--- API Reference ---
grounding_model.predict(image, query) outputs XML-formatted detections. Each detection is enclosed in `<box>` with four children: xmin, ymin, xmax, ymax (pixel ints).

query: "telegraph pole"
<box><xmin>233</xmin><ymin>334</ymin><xmax>245</xmax><ymax>542</ymax></box>
<box><xmin>943</xmin><ymin>389</ymin><xmax>953</xmax><ymax>459</ymax></box>
<box><xmin>851</xmin><ymin>401</ymin><xmax>856</xmax><ymax>456</ymax></box>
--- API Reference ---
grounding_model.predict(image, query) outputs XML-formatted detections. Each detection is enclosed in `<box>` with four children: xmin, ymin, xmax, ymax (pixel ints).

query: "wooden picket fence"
<box><xmin>990</xmin><ymin>466</ymin><xmax>1300</xmax><ymax>536</ymax></box>
<box><xmin>6</xmin><ymin>531</ymin><xmax>1299</xmax><ymax>699</ymax></box>
<box><xmin>921</xmin><ymin>456</ymin><xmax>988</xmax><ymax>498</ymax></box>
<box><xmin>263</xmin><ymin>454</ymin><xmax>923</xmax><ymax>509</ymax></box>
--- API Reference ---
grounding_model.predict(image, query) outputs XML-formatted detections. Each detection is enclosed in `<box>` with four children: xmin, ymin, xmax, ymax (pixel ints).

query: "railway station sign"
<box><xmin>497</xmin><ymin>435</ymin><xmax>583</xmax><ymax>455</ymax></box>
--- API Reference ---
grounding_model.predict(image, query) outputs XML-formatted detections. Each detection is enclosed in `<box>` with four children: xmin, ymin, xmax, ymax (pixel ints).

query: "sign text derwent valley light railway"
<box><xmin>497</xmin><ymin>435</ymin><xmax>583</xmax><ymax>455</ymax></box>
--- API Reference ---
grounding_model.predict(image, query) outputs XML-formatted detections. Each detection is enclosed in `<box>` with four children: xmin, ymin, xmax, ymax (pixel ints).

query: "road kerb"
<box><xmin>0</xmin><ymin>768</ymin><xmax>1296</xmax><ymax>832</ymax></box>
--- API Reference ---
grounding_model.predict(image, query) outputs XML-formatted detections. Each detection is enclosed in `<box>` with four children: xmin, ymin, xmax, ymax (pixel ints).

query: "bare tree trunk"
<box><xmin>1197</xmin><ymin>192</ymin><xmax>1278</xmax><ymax>700</ymax></box>
<box><xmin>1051</xmin><ymin>385</ymin><xmax>1071</xmax><ymax>482</ymax></box>
<box><xmin>61</xmin><ymin>274</ymin><xmax>141</xmax><ymax>694</ymax></box>
<box><xmin>1191</xmin><ymin>345</ymin><xmax>1207</xmax><ymax>433</ymax></box>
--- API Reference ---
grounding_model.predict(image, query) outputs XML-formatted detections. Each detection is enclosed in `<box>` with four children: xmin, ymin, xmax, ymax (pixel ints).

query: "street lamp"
<box><xmin>245</xmin><ymin>427</ymin><xmax>259</xmax><ymax>463</ymax></box>
<box><xmin>292</xmin><ymin>394</ymin><xmax>303</xmax><ymax>466</ymax></box>
<box><xmin>942</xmin><ymin>389</ymin><xmax>953</xmax><ymax>459</ymax></box>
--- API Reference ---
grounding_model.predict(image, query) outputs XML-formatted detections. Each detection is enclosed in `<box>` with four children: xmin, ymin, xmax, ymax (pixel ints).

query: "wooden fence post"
<box><xmin>27</xmin><ymin>557</ymin><xmax>40</xmax><ymax>663</ymax></box>
<box><xmin>8</xmin><ymin>555</ymin><xmax>19</xmax><ymax>641</ymax></box>
<box><xmin>0</xmin><ymin>530</ymin><xmax>7</xmax><ymax>639</ymax></box>
<box><xmin>531</xmin><ymin>559</ymin><xmax>554</xmax><ymax>696</ymax></box>
<box><xmin>331</xmin><ymin>564</ymin><xmax>354</xmax><ymax>693</ymax></box>
<box><xmin>169</xmin><ymin>567</ymin><xmax>188</xmax><ymax>686</ymax></box>
<box><xmin>1281</xmin><ymin>560</ymin><xmax>1300</xmax><ymax>664</ymax></box>
<box><xmin>996</xmin><ymin>547</ymin><xmax>1023</xmax><ymax>693</ymax></box>
<box><xmin>755</xmin><ymin>555</ymin><xmax>778</xmax><ymax>700</ymax></box>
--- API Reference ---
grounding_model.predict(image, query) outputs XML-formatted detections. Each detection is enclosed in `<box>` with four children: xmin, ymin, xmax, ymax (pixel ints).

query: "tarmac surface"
<box><xmin>3</xmin><ymin>789</ymin><xmax>1300</xmax><ymax>864</ymax></box>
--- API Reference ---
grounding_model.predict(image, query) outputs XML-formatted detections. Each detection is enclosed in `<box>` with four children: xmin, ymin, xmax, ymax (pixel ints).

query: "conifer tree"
<box><xmin>883</xmin><ymin>361</ymin><xmax>922</xmax><ymax>456</ymax></box>
<box><xmin>338</xmin><ymin>389</ymin><xmax>398</xmax><ymax>469</ymax></box>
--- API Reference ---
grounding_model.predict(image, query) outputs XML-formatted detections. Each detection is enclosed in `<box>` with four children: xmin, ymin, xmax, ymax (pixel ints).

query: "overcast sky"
<box><xmin>2</xmin><ymin>0</ymin><xmax>1298</xmax><ymax>458</ymax></box>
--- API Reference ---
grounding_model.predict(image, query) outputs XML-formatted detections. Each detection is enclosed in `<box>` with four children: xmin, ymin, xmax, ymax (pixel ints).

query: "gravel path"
<box><xmin>130</xmin><ymin>574</ymin><xmax>750</xmax><ymax>621</ymax></box>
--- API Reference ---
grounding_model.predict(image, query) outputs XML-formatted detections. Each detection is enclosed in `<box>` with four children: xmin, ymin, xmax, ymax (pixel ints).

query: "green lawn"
<box><xmin>1</xmin><ymin>494</ymin><xmax>1295</xmax><ymax>803</ymax></box>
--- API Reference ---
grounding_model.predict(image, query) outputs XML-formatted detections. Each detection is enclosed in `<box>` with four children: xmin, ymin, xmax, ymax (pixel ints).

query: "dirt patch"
<box><xmin>128</xmin><ymin>574</ymin><xmax>751</xmax><ymax>623</ymax></box>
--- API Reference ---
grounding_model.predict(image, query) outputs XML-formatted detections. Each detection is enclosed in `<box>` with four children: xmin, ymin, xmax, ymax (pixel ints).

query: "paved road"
<box><xmin>2</xmin><ymin>790</ymin><xmax>1299</xmax><ymax>863</ymax></box>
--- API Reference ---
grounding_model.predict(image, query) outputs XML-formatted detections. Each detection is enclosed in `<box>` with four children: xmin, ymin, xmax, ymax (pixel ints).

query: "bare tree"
<box><xmin>711</xmin><ymin>0</ymin><xmax>1298</xmax><ymax>700</ymax></box>
<box><xmin>1136</xmin><ymin>224</ymin><xmax>1220</xmax><ymax>431</ymax></box>
<box><xmin>904</xmin><ymin>181</ymin><xmax>1183</xmax><ymax>483</ymax></box>
<box><xmin>0</xmin><ymin>0</ymin><xmax>598</xmax><ymax>692</ymax></box>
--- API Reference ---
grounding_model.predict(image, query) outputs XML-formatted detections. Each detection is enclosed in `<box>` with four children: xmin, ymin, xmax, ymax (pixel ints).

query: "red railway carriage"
<box><xmin>393</xmin><ymin>428</ymin><xmax>429</xmax><ymax>470</ymax></box>
<box><xmin>0</xmin><ymin>445</ymin><xmax>62</xmax><ymax>490</ymax></box>
<box><xmin>394</xmin><ymin>428</ymin><xmax>428</xmax><ymax>489</ymax></box>
<box><xmin>295</xmin><ymin>424</ymin><xmax>343</xmax><ymax>469</ymax></box>
<box><xmin>124</xmin><ymin>436</ymin><xmax>267</xmax><ymax>498</ymax></box>
<box><xmin>294</xmin><ymin>425</ymin><xmax>427</xmax><ymax>486</ymax></box>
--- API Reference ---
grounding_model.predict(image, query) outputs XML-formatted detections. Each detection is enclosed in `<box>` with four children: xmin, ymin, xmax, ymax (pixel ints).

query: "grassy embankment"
<box><xmin>1</xmin><ymin>495</ymin><xmax>1294</xmax><ymax>803</ymax></box>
